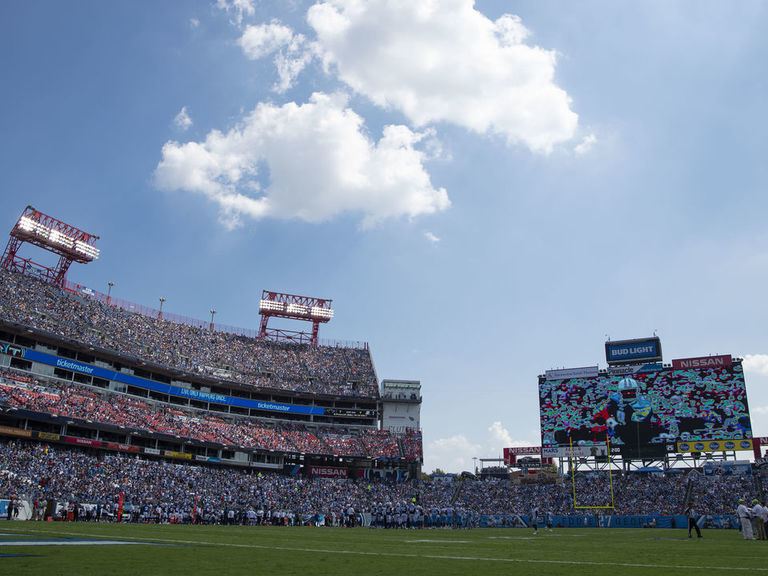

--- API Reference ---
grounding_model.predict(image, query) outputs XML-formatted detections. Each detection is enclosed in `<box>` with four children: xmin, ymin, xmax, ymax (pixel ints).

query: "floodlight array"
<box><xmin>310</xmin><ymin>306</ymin><xmax>334</xmax><ymax>319</ymax></box>
<box><xmin>259</xmin><ymin>299</ymin><xmax>285</xmax><ymax>312</ymax></box>
<box><xmin>17</xmin><ymin>216</ymin><xmax>100</xmax><ymax>260</ymax></box>
<box><xmin>260</xmin><ymin>298</ymin><xmax>334</xmax><ymax>320</ymax></box>
<box><xmin>258</xmin><ymin>290</ymin><xmax>334</xmax><ymax>345</ymax></box>
<box><xmin>287</xmin><ymin>303</ymin><xmax>309</xmax><ymax>315</ymax></box>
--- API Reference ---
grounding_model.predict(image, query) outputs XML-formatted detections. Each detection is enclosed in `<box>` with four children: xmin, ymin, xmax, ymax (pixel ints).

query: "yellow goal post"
<box><xmin>569</xmin><ymin>436</ymin><xmax>615</xmax><ymax>510</ymax></box>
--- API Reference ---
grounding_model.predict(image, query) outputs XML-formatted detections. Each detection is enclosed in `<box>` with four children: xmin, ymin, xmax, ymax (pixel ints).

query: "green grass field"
<box><xmin>0</xmin><ymin>522</ymin><xmax>763</xmax><ymax>576</ymax></box>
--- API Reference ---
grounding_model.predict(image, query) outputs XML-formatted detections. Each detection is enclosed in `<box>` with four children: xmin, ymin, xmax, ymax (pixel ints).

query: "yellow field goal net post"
<box><xmin>569</xmin><ymin>436</ymin><xmax>616</xmax><ymax>510</ymax></box>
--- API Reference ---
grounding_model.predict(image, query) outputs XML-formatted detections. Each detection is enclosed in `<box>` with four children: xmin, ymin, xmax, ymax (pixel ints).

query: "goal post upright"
<box><xmin>570</xmin><ymin>435</ymin><xmax>616</xmax><ymax>510</ymax></box>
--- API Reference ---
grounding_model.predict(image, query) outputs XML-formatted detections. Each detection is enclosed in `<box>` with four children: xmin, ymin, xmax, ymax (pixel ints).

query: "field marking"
<box><xmin>405</xmin><ymin>539</ymin><xmax>470</xmax><ymax>543</ymax></box>
<box><xmin>3</xmin><ymin>527</ymin><xmax>767</xmax><ymax>572</ymax></box>
<box><xmin>0</xmin><ymin>539</ymin><xmax>160</xmax><ymax>547</ymax></box>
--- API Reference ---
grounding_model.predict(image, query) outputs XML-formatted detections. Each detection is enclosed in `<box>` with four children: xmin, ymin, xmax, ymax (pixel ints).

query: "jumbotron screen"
<box><xmin>539</xmin><ymin>358</ymin><xmax>752</xmax><ymax>458</ymax></box>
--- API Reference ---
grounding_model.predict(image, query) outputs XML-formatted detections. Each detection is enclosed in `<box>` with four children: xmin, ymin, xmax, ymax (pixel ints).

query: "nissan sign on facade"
<box><xmin>671</xmin><ymin>354</ymin><xmax>732</xmax><ymax>370</ymax></box>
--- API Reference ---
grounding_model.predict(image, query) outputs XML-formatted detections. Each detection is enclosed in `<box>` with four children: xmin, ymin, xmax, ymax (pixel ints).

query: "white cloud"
<box><xmin>574</xmin><ymin>133</ymin><xmax>596</xmax><ymax>155</ymax></box>
<box><xmin>216</xmin><ymin>0</ymin><xmax>255</xmax><ymax>27</ymax></box>
<box><xmin>173</xmin><ymin>106</ymin><xmax>193</xmax><ymax>131</ymax></box>
<box><xmin>239</xmin><ymin>23</ymin><xmax>312</xmax><ymax>92</ymax></box>
<box><xmin>274</xmin><ymin>50</ymin><xmax>314</xmax><ymax>93</ymax></box>
<box><xmin>744</xmin><ymin>354</ymin><xmax>768</xmax><ymax>376</ymax></box>
<box><xmin>487</xmin><ymin>421</ymin><xmax>513</xmax><ymax>448</ymax></box>
<box><xmin>189</xmin><ymin>18</ymin><xmax>200</xmax><ymax>30</ymax></box>
<box><xmin>424</xmin><ymin>422</ymin><xmax>538</xmax><ymax>474</ymax></box>
<box><xmin>424</xmin><ymin>231</ymin><xmax>440</xmax><ymax>244</ymax></box>
<box><xmin>485</xmin><ymin>421</ymin><xmax>537</xmax><ymax>458</ymax></box>
<box><xmin>306</xmin><ymin>0</ymin><xmax>578</xmax><ymax>152</ymax></box>
<box><xmin>239</xmin><ymin>22</ymin><xmax>296</xmax><ymax>59</ymax></box>
<box><xmin>424</xmin><ymin>434</ymin><xmax>481</xmax><ymax>474</ymax></box>
<box><xmin>155</xmin><ymin>92</ymin><xmax>450</xmax><ymax>229</ymax></box>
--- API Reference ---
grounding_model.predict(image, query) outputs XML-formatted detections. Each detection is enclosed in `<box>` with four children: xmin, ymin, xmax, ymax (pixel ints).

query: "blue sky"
<box><xmin>1</xmin><ymin>1</ymin><xmax>767</xmax><ymax>473</ymax></box>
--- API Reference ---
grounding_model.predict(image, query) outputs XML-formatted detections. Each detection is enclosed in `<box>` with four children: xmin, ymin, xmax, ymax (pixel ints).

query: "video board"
<box><xmin>539</xmin><ymin>359</ymin><xmax>752</xmax><ymax>459</ymax></box>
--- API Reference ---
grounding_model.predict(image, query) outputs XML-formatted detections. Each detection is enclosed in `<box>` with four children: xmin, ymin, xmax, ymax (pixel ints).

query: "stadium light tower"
<box><xmin>258</xmin><ymin>290</ymin><xmax>333</xmax><ymax>346</ymax></box>
<box><xmin>0</xmin><ymin>205</ymin><xmax>100</xmax><ymax>287</ymax></box>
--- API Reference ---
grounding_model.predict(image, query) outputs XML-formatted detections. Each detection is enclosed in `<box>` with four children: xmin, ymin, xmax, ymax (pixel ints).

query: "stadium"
<box><xmin>1</xmin><ymin>206</ymin><xmax>767</xmax><ymax>575</ymax></box>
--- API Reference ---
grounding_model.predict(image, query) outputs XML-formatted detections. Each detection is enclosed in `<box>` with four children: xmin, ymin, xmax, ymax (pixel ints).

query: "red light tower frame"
<box><xmin>1</xmin><ymin>205</ymin><xmax>100</xmax><ymax>287</ymax></box>
<box><xmin>258</xmin><ymin>290</ymin><xmax>333</xmax><ymax>346</ymax></box>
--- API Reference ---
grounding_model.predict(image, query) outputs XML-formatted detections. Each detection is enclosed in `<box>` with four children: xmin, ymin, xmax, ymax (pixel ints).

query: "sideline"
<box><xmin>0</xmin><ymin>539</ymin><xmax>162</xmax><ymax>546</ymax></box>
<box><xmin>2</xmin><ymin>526</ymin><xmax>766</xmax><ymax>572</ymax></box>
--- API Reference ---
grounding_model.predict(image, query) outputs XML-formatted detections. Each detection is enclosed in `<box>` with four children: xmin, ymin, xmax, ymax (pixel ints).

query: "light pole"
<box><xmin>107</xmin><ymin>281</ymin><xmax>114</xmax><ymax>305</ymax></box>
<box><xmin>210</xmin><ymin>308</ymin><xmax>216</xmax><ymax>331</ymax></box>
<box><xmin>159</xmin><ymin>297</ymin><xmax>166</xmax><ymax>320</ymax></box>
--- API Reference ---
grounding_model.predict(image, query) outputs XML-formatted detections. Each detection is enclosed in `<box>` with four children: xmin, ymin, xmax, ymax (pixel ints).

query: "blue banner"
<box><xmin>481</xmin><ymin>513</ymin><xmax>738</xmax><ymax>530</ymax></box>
<box><xmin>605</xmin><ymin>337</ymin><xmax>662</xmax><ymax>364</ymax></box>
<box><xmin>21</xmin><ymin>348</ymin><xmax>325</xmax><ymax>415</ymax></box>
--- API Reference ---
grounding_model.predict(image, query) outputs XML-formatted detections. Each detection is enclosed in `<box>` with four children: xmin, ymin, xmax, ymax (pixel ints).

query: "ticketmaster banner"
<box><xmin>20</xmin><ymin>348</ymin><xmax>325</xmax><ymax>416</ymax></box>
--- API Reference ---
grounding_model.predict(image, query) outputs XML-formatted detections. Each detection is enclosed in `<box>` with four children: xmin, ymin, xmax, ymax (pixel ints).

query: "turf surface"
<box><xmin>0</xmin><ymin>522</ymin><xmax>762</xmax><ymax>575</ymax></box>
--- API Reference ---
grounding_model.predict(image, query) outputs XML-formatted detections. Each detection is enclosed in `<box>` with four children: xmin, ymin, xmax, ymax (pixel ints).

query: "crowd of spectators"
<box><xmin>0</xmin><ymin>440</ymin><xmax>758</xmax><ymax>526</ymax></box>
<box><xmin>0</xmin><ymin>269</ymin><xmax>378</xmax><ymax>398</ymax></box>
<box><xmin>0</xmin><ymin>370</ymin><xmax>421</xmax><ymax>460</ymax></box>
<box><xmin>400</xmin><ymin>430</ymin><xmax>423</xmax><ymax>461</ymax></box>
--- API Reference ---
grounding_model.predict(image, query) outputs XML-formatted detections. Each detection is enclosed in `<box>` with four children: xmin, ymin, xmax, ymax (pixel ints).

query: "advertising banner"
<box><xmin>64</xmin><ymin>437</ymin><xmax>103</xmax><ymax>448</ymax></box>
<box><xmin>558</xmin><ymin>445</ymin><xmax>608</xmax><ymax>458</ymax></box>
<box><xmin>117</xmin><ymin>492</ymin><xmax>124</xmax><ymax>523</ymax></box>
<box><xmin>37</xmin><ymin>432</ymin><xmax>61</xmax><ymax>441</ymax></box>
<box><xmin>1</xmin><ymin>343</ymin><xmax>24</xmax><ymax>357</ymax></box>
<box><xmin>195</xmin><ymin>455</ymin><xmax>221</xmax><ymax>463</ymax></box>
<box><xmin>544</xmin><ymin>366</ymin><xmax>599</xmax><ymax>381</ymax></box>
<box><xmin>541</xmin><ymin>446</ymin><xmax>559</xmax><ymax>458</ymax></box>
<box><xmin>607</xmin><ymin>363</ymin><xmax>663</xmax><ymax>376</ymax></box>
<box><xmin>308</xmin><ymin>466</ymin><xmax>348</xmax><ymax>478</ymax></box>
<box><xmin>506</xmin><ymin>446</ymin><xmax>542</xmax><ymax>455</ymax></box>
<box><xmin>0</xmin><ymin>425</ymin><xmax>32</xmax><ymax>438</ymax></box>
<box><xmin>163</xmin><ymin>450</ymin><xmax>192</xmax><ymax>460</ymax></box>
<box><xmin>20</xmin><ymin>347</ymin><xmax>325</xmax><ymax>416</ymax></box>
<box><xmin>671</xmin><ymin>355</ymin><xmax>732</xmax><ymax>370</ymax></box>
<box><xmin>605</xmin><ymin>337</ymin><xmax>662</xmax><ymax>365</ymax></box>
<box><xmin>106</xmin><ymin>442</ymin><xmax>140</xmax><ymax>453</ymax></box>
<box><xmin>676</xmin><ymin>439</ymin><xmax>753</xmax><ymax>453</ymax></box>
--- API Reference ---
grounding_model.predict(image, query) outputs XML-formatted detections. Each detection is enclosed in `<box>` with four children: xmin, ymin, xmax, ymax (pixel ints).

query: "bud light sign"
<box><xmin>605</xmin><ymin>337</ymin><xmax>662</xmax><ymax>365</ymax></box>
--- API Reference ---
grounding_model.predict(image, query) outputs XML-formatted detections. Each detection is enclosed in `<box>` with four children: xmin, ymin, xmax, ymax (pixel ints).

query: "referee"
<box><xmin>685</xmin><ymin>501</ymin><xmax>702</xmax><ymax>538</ymax></box>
